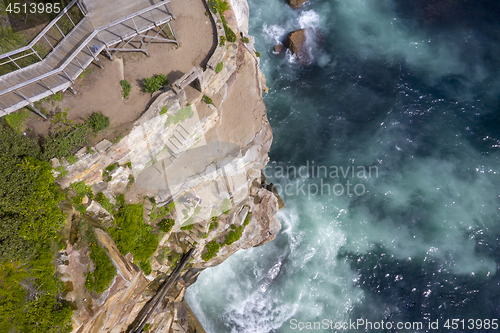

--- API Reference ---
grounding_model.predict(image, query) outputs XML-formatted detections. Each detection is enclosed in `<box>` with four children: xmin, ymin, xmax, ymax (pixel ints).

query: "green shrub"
<box><xmin>219</xmin><ymin>35</ymin><xmax>226</xmax><ymax>47</ymax></box>
<box><xmin>160</xmin><ymin>106</ymin><xmax>168</xmax><ymax>115</ymax></box>
<box><xmin>52</xmin><ymin>109</ymin><xmax>73</xmax><ymax>132</ymax></box>
<box><xmin>143</xmin><ymin>74</ymin><xmax>169</xmax><ymax>94</ymax></box>
<box><xmin>66</xmin><ymin>154</ymin><xmax>78</xmax><ymax>165</ymax></box>
<box><xmin>96</xmin><ymin>192</ymin><xmax>114</xmax><ymax>212</ymax></box>
<box><xmin>224</xmin><ymin>225</ymin><xmax>243</xmax><ymax>246</ymax></box>
<box><xmin>209</xmin><ymin>216</ymin><xmax>219</xmax><ymax>230</ymax></box>
<box><xmin>87</xmin><ymin>112</ymin><xmax>109</xmax><ymax>133</ymax></box>
<box><xmin>241</xmin><ymin>36</ymin><xmax>250</xmax><ymax>43</ymax></box>
<box><xmin>70</xmin><ymin>181</ymin><xmax>93</xmax><ymax>211</ymax></box>
<box><xmin>255</xmin><ymin>51</ymin><xmax>261</xmax><ymax>57</ymax></box>
<box><xmin>202</xmin><ymin>240</ymin><xmax>220</xmax><ymax>261</ymax></box>
<box><xmin>103</xmin><ymin>162</ymin><xmax>119</xmax><ymax>182</ymax></box>
<box><xmin>202</xmin><ymin>95</ymin><xmax>214</xmax><ymax>105</ymax></box>
<box><xmin>4</xmin><ymin>109</ymin><xmax>30</xmax><ymax>133</ymax></box>
<box><xmin>86</xmin><ymin>230</ymin><xmax>116</xmax><ymax>293</ymax></box>
<box><xmin>215</xmin><ymin>62</ymin><xmax>223</xmax><ymax>74</ymax></box>
<box><xmin>244</xmin><ymin>212</ymin><xmax>252</xmax><ymax>226</ymax></box>
<box><xmin>55</xmin><ymin>165</ymin><xmax>68</xmax><ymax>178</ymax></box>
<box><xmin>217</xmin><ymin>0</ymin><xmax>230</xmax><ymax>13</ymax></box>
<box><xmin>158</xmin><ymin>218</ymin><xmax>175</xmax><ymax>233</ymax></box>
<box><xmin>126</xmin><ymin>161</ymin><xmax>132</xmax><ymax>168</ymax></box>
<box><xmin>139</xmin><ymin>260</ymin><xmax>152</xmax><ymax>275</ymax></box>
<box><xmin>120</xmin><ymin>79</ymin><xmax>131</xmax><ymax>98</ymax></box>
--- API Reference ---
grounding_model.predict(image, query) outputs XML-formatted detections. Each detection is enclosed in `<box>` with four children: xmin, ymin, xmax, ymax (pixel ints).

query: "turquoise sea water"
<box><xmin>186</xmin><ymin>0</ymin><xmax>500</xmax><ymax>332</ymax></box>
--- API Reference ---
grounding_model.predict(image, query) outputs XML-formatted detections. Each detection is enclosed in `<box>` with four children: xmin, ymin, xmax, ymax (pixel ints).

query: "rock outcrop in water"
<box><xmin>53</xmin><ymin>0</ymin><xmax>281</xmax><ymax>332</ymax></box>
<box><xmin>286</xmin><ymin>0</ymin><xmax>308</xmax><ymax>9</ymax></box>
<box><xmin>283</xmin><ymin>28</ymin><xmax>310</xmax><ymax>64</ymax></box>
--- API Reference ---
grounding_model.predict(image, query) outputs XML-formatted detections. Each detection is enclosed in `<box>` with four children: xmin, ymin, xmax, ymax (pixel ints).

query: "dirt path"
<box><xmin>25</xmin><ymin>0</ymin><xmax>216</xmax><ymax>145</ymax></box>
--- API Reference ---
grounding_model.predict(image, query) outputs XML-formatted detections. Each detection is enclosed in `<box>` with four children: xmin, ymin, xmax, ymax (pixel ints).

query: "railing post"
<box><xmin>43</xmin><ymin>35</ymin><xmax>54</xmax><ymax>50</ymax></box>
<box><xmin>55</xmin><ymin>23</ymin><xmax>66</xmax><ymax>38</ymax></box>
<box><xmin>8</xmin><ymin>56</ymin><xmax>21</xmax><ymax>69</ymax></box>
<box><xmin>62</xmin><ymin>69</ymin><xmax>74</xmax><ymax>83</ymax></box>
<box><xmin>76</xmin><ymin>0</ymin><xmax>87</xmax><ymax>15</ymax></box>
<box><xmin>14</xmin><ymin>90</ymin><xmax>47</xmax><ymax>120</ymax></box>
<box><xmin>65</xmin><ymin>12</ymin><xmax>76</xmax><ymax>27</ymax></box>
<box><xmin>31</xmin><ymin>47</ymin><xmax>43</xmax><ymax>61</ymax></box>
<box><xmin>85</xmin><ymin>45</ymin><xmax>104</xmax><ymax>67</ymax></box>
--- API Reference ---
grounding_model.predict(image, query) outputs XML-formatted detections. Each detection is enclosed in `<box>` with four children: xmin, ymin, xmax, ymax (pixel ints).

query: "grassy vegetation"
<box><xmin>87</xmin><ymin>112</ymin><xmax>110</xmax><ymax>133</ymax></box>
<box><xmin>95</xmin><ymin>192</ymin><xmax>114</xmax><ymax>213</ymax></box>
<box><xmin>165</xmin><ymin>105</ymin><xmax>194</xmax><ymax>127</ymax></box>
<box><xmin>244</xmin><ymin>212</ymin><xmax>252</xmax><ymax>226</ymax></box>
<box><xmin>109</xmin><ymin>203</ymin><xmax>159</xmax><ymax>273</ymax></box>
<box><xmin>180</xmin><ymin>223</ymin><xmax>194</xmax><ymax>231</ymax></box>
<box><xmin>103</xmin><ymin>162</ymin><xmax>119</xmax><ymax>182</ymax></box>
<box><xmin>0</xmin><ymin>126</ymin><xmax>73</xmax><ymax>332</ymax></box>
<box><xmin>3</xmin><ymin>109</ymin><xmax>30</xmax><ymax>133</ymax></box>
<box><xmin>70</xmin><ymin>181</ymin><xmax>94</xmax><ymax>214</ymax></box>
<box><xmin>41</xmin><ymin>124</ymin><xmax>90</xmax><ymax>161</ymax></box>
<box><xmin>160</xmin><ymin>106</ymin><xmax>168</xmax><ymax>115</ymax></box>
<box><xmin>209</xmin><ymin>216</ymin><xmax>219</xmax><ymax>230</ymax></box>
<box><xmin>149</xmin><ymin>200</ymin><xmax>175</xmax><ymax>221</ymax></box>
<box><xmin>52</xmin><ymin>92</ymin><xmax>64</xmax><ymax>102</ymax></box>
<box><xmin>201</xmin><ymin>240</ymin><xmax>220</xmax><ymax>261</ymax></box>
<box><xmin>85</xmin><ymin>230</ymin><xmax>116</xmax><ymax>293</ymax></box>
<box><xmin>241</xmin><ymin>36</ymin><xmax>250</xmax><ymax>43</ymax></box>
<box><xmin>157</xmin><ymin>218</ymin><xmax>175</xmax><ymax>233</ymax></box>
<box><xmin>143</xmin><ymin>74</ymin><xmax>168</xmax><ymax>94</ymax></box>
<box><xmin>221</xmin><ymin>198</ymin><xmax>231</xmax><ymax>214</ymax></box>
<box><xmin>120</xmin><ymin>79</ymin><xmax>132</xmax><ymax>98</ymax></box>
<box><xmin>202</xmin><ymin>95</ymin><xmax>214</xmax><ymax>105</ymax></box>
<box><xmin>78</xmin><ymin>67</ymin><xmax>94</xmax><ymax>79</ymax></box>
<box><xmin>215</xmin><ymin>62</ymin><xmax>223</xmax><ymax>73</ymax></box>
<box><xmin>55</xmin><ymin>165</ymin><xmax>68</xmax><ymax>178</ymax></box>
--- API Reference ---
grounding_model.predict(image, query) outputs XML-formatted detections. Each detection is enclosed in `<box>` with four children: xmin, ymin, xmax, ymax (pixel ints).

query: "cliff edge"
<box><xmin>54</xmin><ymin>1</ymin><xmax>281</xmax><ymax>332</ymax></box>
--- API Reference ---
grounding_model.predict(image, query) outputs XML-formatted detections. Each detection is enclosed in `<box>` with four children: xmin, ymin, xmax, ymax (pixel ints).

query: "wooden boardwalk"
<box><xmin>0</xmin><ymin>0</ymin><xmax>177</xmax><ymax>117</ymax></box>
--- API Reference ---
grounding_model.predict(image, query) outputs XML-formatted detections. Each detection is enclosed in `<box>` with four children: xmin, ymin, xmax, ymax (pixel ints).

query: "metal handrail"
<box><xmin>0</xmin><ymin>0</ymin><xmax>172</xmax><ymax>98</ymax></box>
<box><xmin>0</xmin><ymin>0</ymin><xmax>81</xmax><ymax>61</ymax></box>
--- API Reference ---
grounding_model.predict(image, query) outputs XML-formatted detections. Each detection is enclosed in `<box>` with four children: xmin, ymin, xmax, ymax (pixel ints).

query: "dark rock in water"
<box><xmin>286</xmin><ymin>0</ymin><xmax>307</xmax><ymax>9</ymax></box>
<box><xmin>283</xmin><ymin>28</ymin><xmax>310</xmax><ymax>64</ymax></box>
<box><xmin>273</xmin><ymin>44</ymin><xmax>284</xmax><ymax>54</ymax></box>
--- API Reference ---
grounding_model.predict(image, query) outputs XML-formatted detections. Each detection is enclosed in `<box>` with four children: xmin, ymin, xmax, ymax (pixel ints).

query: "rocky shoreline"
<box><xmin>54</xmin><ymin>1</ymin><xmax>282</xmax><ymax>332</ymax></box>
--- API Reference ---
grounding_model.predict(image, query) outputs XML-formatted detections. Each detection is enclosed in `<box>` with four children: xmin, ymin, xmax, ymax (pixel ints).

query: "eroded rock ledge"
<box><xmin>55</xmin><ymin>1</ymin><xmax>281</xmax><ymax>332</ymax></box>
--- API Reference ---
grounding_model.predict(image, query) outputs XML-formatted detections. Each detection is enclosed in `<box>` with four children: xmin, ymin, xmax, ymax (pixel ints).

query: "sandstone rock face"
<box><xmin>286</xmin><ymin>0</ymin><xmax>307</xmax><ymax>9</ymax></box>
<box><xmin>57</xmin><ymin>0</ymin><xmax>281</xmax><ymax>332</ymax></box>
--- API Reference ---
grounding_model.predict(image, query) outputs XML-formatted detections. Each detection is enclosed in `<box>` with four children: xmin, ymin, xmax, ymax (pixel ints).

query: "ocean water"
<box><xmin>186</xmin><ymin>0</ymin><xmax>500</xmax><ymax>332</ymax></box>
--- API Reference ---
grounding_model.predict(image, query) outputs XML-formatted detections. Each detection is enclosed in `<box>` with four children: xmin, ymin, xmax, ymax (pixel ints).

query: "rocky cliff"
<box><xmin>55</xmin><ymin>1</ymin><xmax>281</xmax><ymax>332</ymax></box>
